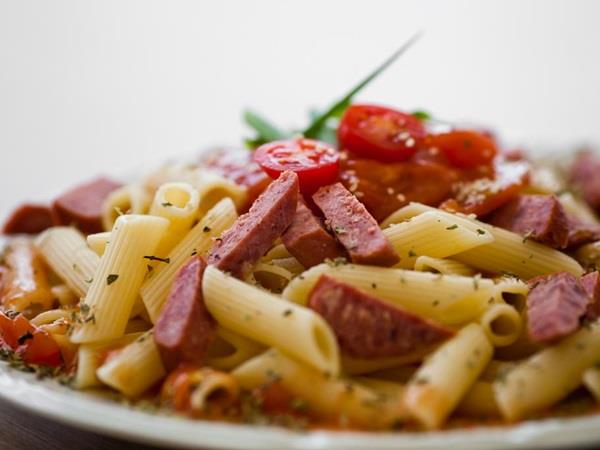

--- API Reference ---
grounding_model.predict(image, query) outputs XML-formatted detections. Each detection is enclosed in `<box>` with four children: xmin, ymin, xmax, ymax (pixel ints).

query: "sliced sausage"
<box><xmin>487</xmin><ymin>194</ymin><xmax>569</xmax><ymax>249</ymax></box>
<box><xmin>527</xmin><ymin>272</ymin><xmax>591</xmax><ymax>343</ymax></box>
<box><xmin>566</xmin><ymin>215</ymin><xmax>600</xmax><ymax>248</ymax></box>
<box><xmin>581</xmin><ymin>271</ymin><xmax>600</xmax><ymax>320</ymax></box>
<box><xmin>281</xmin><ymin>200</ymin><xmax>346</xmax><ymax>268</ymax></box>
<box><xmin>570</xmin><ymin>151</ymin><xmax>600</xmax><ymax>213</ymax></box>
<box><xmin>2</xmin><ymin>203</ymin><xmax>54</xmax><ymax>235</ymax></box>
<box><xmin>52</xmin><ymin>176</ymin><xmax>122</xmax><ymax>234</ymax></box>
<box><xmin>307</xmin><ymin>275</ymin><xmax>453</xmax><ymax>358</ymax></box>
<box><xmin>312</xmin><ymin>183</ymin><xmax>399</xmax><ymax>266</ymax></box>
<box><xmin>208</xmin><ymin>170</ymin><xmax>298</xmax><ymax>279</ymax></box>
<box><xmin>154</xmin><ymin>255</ymin><xmax>215</xmax><ymax>370</ymax></box>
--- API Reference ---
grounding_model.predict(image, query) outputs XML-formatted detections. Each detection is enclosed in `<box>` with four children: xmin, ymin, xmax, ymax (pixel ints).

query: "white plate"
<box><xmin>2</xmin><ymin>146</ymin><xmax>599</xmax><ymax>449</ymax></box>
<box><xmin>0</xmin><ymin>361</ymin><xmax>600</xmax><ymax>450</ymax></box>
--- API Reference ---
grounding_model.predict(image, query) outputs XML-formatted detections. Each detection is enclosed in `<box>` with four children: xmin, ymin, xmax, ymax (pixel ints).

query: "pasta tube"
<box><xmin>71</xmin><ymin>215</ymin><xmax>169</xmax><ymax>343</ymax></box>
<box><xmin>203</xmin><ymin>266</ymin><xmax>340</xmax><ymax>376</ymax></box>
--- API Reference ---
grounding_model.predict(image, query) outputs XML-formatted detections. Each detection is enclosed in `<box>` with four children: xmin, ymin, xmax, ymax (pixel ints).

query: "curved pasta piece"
<box><xmin>101</xmin><ymin>184</ymin><xmax>151</xmax><ymax>231</ymax></box>
<box><xmin>413</xmin><ymin>256</ymin><xmax>476</xmax><ymax>276</ymax></box>
<box><xmin>202</xmin><ymin>266</ymin><xmax>340</xmax><ymax>376</ymax></box>
<box><xmin>205</xmin><ymin>327</ymin><xmax>265</xmax><ymax>371</ymax></box>
<box><xmin>478</xmin><ymin>303</ymin><xmax>522</xmax><ymax>347</ymax></box>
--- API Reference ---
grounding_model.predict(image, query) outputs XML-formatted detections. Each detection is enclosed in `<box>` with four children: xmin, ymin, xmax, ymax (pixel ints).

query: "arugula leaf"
<box><xmin>243</xmin><ymin>109</ymin><xmax>288</xmax><ymax>148</ymax></box>
<box><xmin>302</xmin><ymin>32</ymin><xmax>423</xmax><ymax>140</ymax></box>
<box><xmin>412</xmin><ymin>110</ymin><xmax>431</xmax><ymax>121</ymax></box>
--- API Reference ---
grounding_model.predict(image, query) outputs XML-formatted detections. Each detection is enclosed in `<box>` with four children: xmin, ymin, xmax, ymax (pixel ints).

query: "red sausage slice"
<box><xmin>581</xmin><ymin>271</ymin><xmax>600</xmax><ymax>320</ymax></box>
<box><xmin>487</xmin><ymin>195</ymin><xmax>569</xmax><ymax>249</ymax></box>
<box><xmin>307</xmin><ymin>275</ymin><xmax>453</xmax><ymax>358</ymax></box>
<box><xmin>570</xmin><ymin>152</ymin><xmax>600</xmax><ymax>213</ymax></box>
<box><xmin>312</xmin><ymin>183</ymin><xmax>399</xmax><ymax>266</ymax></box>
<box><xmin>281</xmin><ymin>201</ymin><xmax>346</xmax><ymax>268</ymax></box>
<box><xmin>208</xmin><ymin>171</ymin><xmax>299</xmax><ymax>279</ymax></box>
<box><xmin>527</xmin><ymin>272</ymin><xmax>591</xmax><ymax>343</ymax></box>
<box><xmin>52</xmin><ymin>176</ymin><xmax>122</xmax><ymax>234</ymax></box>
<box><xmin>154</xmin><ymin>256</ymin><xmax>215</xmax><ymax>370</ymax></box>
<box><xmin>2</xmin><ymin>203</ymin><xmax>54</xmax><ymax>235</ymax></box>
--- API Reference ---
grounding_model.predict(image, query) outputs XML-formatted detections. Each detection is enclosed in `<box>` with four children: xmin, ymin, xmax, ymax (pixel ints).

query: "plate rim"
<box><xmin>1</xmin><ymin>362</ymin><xmax>600</xmax><ymax>450</ymax></box>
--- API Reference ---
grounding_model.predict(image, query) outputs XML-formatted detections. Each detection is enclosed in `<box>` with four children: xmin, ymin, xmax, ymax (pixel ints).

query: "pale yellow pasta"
<box><xmin>35</xmin><ymin>227</ymin><xmax>99</xmax><ymax>298</ymax></box>
<box><xmin>75</xmin><ymin>332</ymin><xmax>142</xmax><ymax>389</ymax></box>
<box><xmin>492</xmin><ymin>277</ymin><xmax>529</xmax><ymax>311</ymax></box>
<box><xmin>352</xmin><ymin>377</ymin><xmax>405</xmax><ymax>402</ymax></box>
<box><xmin>575</xmin><ymin>241</ymin><xmax>600</xmax><ymax>270</ymax></box>
<box><xmin>404</xmin><ymin>323</ymin><xmax>493</xmax><ymax>429</ymax></box>
<box><xmin>478</xmin><ymin>303</ymin><xmax>522</xmax><ymax>347</ymax></box>
<box><xmin>583</xmin><ymin>367</ymin><xmax>600</xmax><ymax>403</ymax></box>
<box><xmin>253</xmin><ymin>262</ymin><xmax>294</xmax><ymax>292</ymax></box>
<box><xmin>233</xmin><ymin>349</ymin><xmax>406</xmax><ymax>428</ymax></box>
<box><xmin>87</xmin><ymin>231</ymin><xmax>111</xmax><ymax>256</ymax></box>
<box><xmin>414</xmin><ymin>256</ymin><xmax>476</xmax><ymax>276</ymax></box>
<box><xmin>30</xmin><ymin>308</ymin><xmax>71</xmax><ymax>327</ymax></box>
<box><xmin>282</xmin><ymin>263</ymin><xmax>495</xmax><ymax>325</ymax></box>
<box><xmin>261</xmin><ymin>243</ymin><xmax>293</xmax><ymax>262</ymax></box>
<box><xmin>382</xmin><ymin>203</ymin><xmax>583</xmax><ymax>279</ymax></box>
<box><xmin>71</xmin><ymin>215</ymin><xmax>169</xmax><ymax>344</ymax></box>
<box><xmin>341</xmin><ymin>351</ymin><xmax>431</xmax><ymax>376</ymax></box>
<box><xmin>148</xmin><ymin>182</ymin><xmax>200</xmax><ymax>257</ymax></box>
<box><xmin>97</xmin><ymin>330</ymin><xmax>165</xmax><ymax>398</ymax></box>
<box><xmin>203</xmin><ymin>266</ymin><xmax>340</xmax><ymax>376</ymax></box>
<box><xmin>383</xmin><ymin>211</ymin><xmax>493</xmax><ymax>268</ymax></box>
<box><xmin>50</xmin><ymin>284</ymin><xmax>78</xmax><ymax>306</ymax></box>
<box><xmin>456</xmin><ymin>381</ymin><xmax>498</xmax><ymax>417</ymax></box>
<box><xmin>193</xmin><ymin>169</ymin><xmax>248</xmax><ymax>218</ymax></box>
<box><xmin>205</xmin><ymin>327</ymin><xmax>265</xmax><ymax>370</ymax></box>
<box><xmin>493</xmin><ymin>320</ymin><xmax>600</xmax><ymax>421</ymax></box>
<box><xmin>101</xmin><ymin>184</ymin><xmax>151</xmax><ymax>231</ymax></box>
<box><xmin>140</xmin><ymin>198</ymin><xmax>237</xmax><ymax>323</ymax></box>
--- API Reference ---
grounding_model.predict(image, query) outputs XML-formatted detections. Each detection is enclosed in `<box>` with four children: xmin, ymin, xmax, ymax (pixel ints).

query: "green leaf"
<box><xmin>302</xmin><ymin>32</ymin><xmax>423</xmax><ymax>140</ymax></box>
<box><xmin>412</xmin><ymin>110</ymin><xmax>431</xmax><ymax>121</ymax></box>
<box><xmin>243</xmin><ymin>109</ymin><xmax>287</xmax><ymax>145</ymax></box>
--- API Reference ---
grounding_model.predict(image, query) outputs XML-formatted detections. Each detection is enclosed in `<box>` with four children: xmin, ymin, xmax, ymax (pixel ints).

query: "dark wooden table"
<box><xmin>0</xmin><ymin>397</ymin><xmax>169</xmax><ymax>450</ymax></box>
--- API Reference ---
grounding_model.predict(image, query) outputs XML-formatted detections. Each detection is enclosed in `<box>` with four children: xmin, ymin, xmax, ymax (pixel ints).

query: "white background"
<box><xmin>1</xmin><ymin>0</ymin><xmax>599</xmax><ymax>214</ymax></box>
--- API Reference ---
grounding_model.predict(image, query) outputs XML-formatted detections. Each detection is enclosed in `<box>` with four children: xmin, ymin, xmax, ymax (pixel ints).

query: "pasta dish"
<box><xmin>2</xmin><ymin>43</ymin><xmax>600</xmax><ymax>432</ymax></box>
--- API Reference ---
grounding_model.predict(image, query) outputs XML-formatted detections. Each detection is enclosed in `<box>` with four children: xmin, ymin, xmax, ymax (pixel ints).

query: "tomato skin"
<box><xmin>254</xmin><ymin>139</ymin><xmax>339</xmax><ymax>194</ymax></box>
<box><xmin>0</xmin><ymin>311</ymin><xmax>62</xmax><ymax>367</ymax></box>
<box><xmin>428</xmin><ymin>130</ymin><xmax>497</xmax><ymax>169</ymax></box>
<box><xmin>337</xmin><ymin>104</ymin><xmax>425</xmax><ymax>162</ymax></box>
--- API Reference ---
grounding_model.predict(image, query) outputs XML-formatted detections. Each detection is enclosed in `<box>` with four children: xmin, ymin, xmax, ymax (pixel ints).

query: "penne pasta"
<box><xmin>203</xmin><ymin>266</ymin><xmax>340</xmax><ymax>376</ymax></box>
<box><xmin>97</xmin><ymin>330</ymin><xmax>165</xmax><ymax>397</ymax></box>
<box><xmin>71</xmin><ymin>215</ymin><xmax>169</xmax><ymax>344</ymax></box>
<box><xmin>148</xmin><ymin>182</ymin><xmax>200</xmax><ymax>258</ymax></box>
<box><xmin>101</xmin><ymin>183</ymin><xmax>152</xmax><ymax>231</ymax></box>
<box><xmin>493</xmin><ymin>320</ymin><xmax>600</xmax><ymax>421</ymax></box>
<box><xmin>413</xmin><ymin>256</ymin><xmax>476</xmax><ymax>276</ymax></box>
<box><xmin>383</xmin><ymin>211</ymin><xmax>494</xmax><ymax>268</ymax></box>
<box><xmin>35</xmin><ymin>227</ymin><xmax>99</xmax><ymax>298</ymax></box>
<box><xmin>382</xmin><ymin>203</ymin><xmax>584</xmax><ymax>279</ymax></box>
<box><xmin>478</xmin><ymin>303</ymin><xmax>522</xmax><ymax>347</ymax></box>
<box><xmin>205</xmin><ymin>327</ymin><xmax>265</xmax><ymax>371</ymax></box>
<box><xmin>282</xmin><ymin>263</ymin><xmax>495</xmax><ymax>325</ymax></box>
<box><xmin>140</xmin><ymin>197</ymin><xmax>238</xmax><ymax>323</ymax></box>
<box><xmin>341</xmin><ymin>351</ymin><xmax>430</xmax><ymax>376</ymax></box>
<box><xmin>583</xmin><ymin>367</ymin><xmax>600</xmax><ymax>403</ymax></box>
<box><xmin>456</xmin><ymin>381</ymin><xmax>499</xmax><ymax>417</ymax></box>
<box><xmin>404</xmin><ymin>323</ymin><xmax>493</xmax><ymax>429</ymax></box>
<box><xmin>87</xmin><ymin>231</ymin><xmax>111</xmax><ymax>257</ymax></box>
<box><xmin>233</xmin><ymin>349</ymin><xmax>406</xmax><ymax>428</ymax></box>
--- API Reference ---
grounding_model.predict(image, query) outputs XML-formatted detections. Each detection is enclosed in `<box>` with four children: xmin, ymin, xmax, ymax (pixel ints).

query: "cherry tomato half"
<box><xmin>428</xmin><ymin>130</ymin><xmax>497</xmax><ymax>169</ymax></box>
<box><xmin>253</xmin><ymin>138</ymin><xmax>339</xmax><ymax>194</ymax></box>
<box><xmin>337</xmin><ymin>104</ymin><xmax>426</xmax><ymax>162</ymax></box>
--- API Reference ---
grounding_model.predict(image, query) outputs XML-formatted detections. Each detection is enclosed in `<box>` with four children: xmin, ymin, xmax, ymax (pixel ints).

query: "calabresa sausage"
<box><xmin>154</xmin><ymin>256</ymin><xmax>215</xmax><ymax>370</ymax></box>
<box><xmin>307</xmin><ymin>275</ymin><xmax>453</xmax><ymax>358</ymax></box>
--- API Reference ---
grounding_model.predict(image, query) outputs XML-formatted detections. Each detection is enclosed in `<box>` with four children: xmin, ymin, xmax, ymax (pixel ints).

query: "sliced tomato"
<box><xmin>337</xmin><ymin>104</ymin><xmax>426</xmax><ymax>162</ymax></box>
<box><xmin>0</xmin><ymin>312</ymin><xmax>17</xmax><ymax>349</ymax></box>
<box><xmin>441</xmin><ymin>161</ymin><xmax>530</xmax><ymax>216</ymax></box>
<box><xmin>427</xmin><ymin>130</ymin><xmax>498</xmax><ymax>169</ymax></box>
<box><xmin>339</xmin><ymin>154</ymin><xmax>460</xmax><ymax>222</ymax></box>
<box><xmin>0</xmin><ymin>312</ymin><xmax>62</xmax><ymax>367</ymax></box>
<box><xmin>254</xmin><ymin>139</ymin><xmax>339</xmax><ymax>194</ymax></box>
